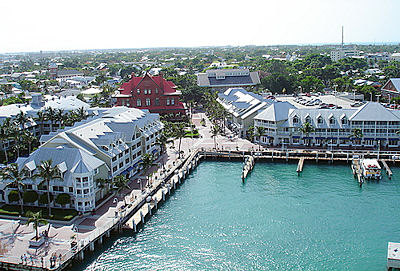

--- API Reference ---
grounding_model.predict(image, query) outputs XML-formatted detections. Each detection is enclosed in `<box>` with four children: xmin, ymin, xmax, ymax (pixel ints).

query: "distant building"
<box><xmin>390</xmin><ymin>53</ymin><xmax>400</xmax><ymax>62</ymax></box>
<box><xmin>381</xmin><ymin>78</ymin><xmax>400</xmax><ymax>100</ymax></box>
<box><xmin>197</xmin><ymin>69</ymin><xmax>260</xmax><ymax>90</ymax></box>
<box><xmin>57</xmin><ymin>69</ymin><xmax>84</xmax><ymax>80</ymax></box>
<box><xmin>330</xmin><ymin>48</ymin><xmax>360</xmax><ymax>62</ymax></box>
<box><xmin>113</xmin><ymin>73</ymin><xmax>186</xmax><ymax>117</ymax></box>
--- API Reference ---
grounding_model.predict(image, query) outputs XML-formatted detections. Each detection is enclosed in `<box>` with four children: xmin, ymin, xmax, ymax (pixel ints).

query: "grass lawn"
<box><xmin>0</xmin><ymin>204</ymin><xmax>78</xmax><ymax>221</ymax></box>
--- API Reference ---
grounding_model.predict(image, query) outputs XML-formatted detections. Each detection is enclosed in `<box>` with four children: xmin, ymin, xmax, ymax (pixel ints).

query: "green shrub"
<box><xmin>56</xmin><ymin>193</ymin><xmax>71</xmax><ymax>206</ymax></box>
<box><xmin>38</xmin><ymin>193</ymin><xmax>53</xmax><ymax>204</ymax></box>
<box><xmin>23</xmin><ymin>190</ymin><xmax>38</xmax><ymax>203</ymax></box>
<box><xmin>8</xmin><ymin>190</ymin><xmax>19</xmax><ymax>202</ymax></box>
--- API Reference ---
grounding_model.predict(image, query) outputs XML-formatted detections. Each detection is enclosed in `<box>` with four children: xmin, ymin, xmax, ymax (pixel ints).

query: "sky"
<box><xmin>1</xmin><ymin>0</ymin><xmax>399</xmax><ymax>53</ymax></box>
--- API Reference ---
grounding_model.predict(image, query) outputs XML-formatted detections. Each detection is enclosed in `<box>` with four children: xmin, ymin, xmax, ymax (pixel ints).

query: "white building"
<box><xmin>0</xmin><ymin>107</ymin><xmax>163</xmax><ymax>212</ymax></box>
<box><xmin>216</xmin><ymin>88</ymin><xmax>273</xmax><ymax>137</ymax></box>
<box><xmin>254</xmin><ymin>102</ymin><xmax>400</xmax><ymax>148</ymax></box>
<box><xmin>331</xmin><ymin>48</ymin><xmax>360</xmax><ymax>62</ymax></box>
<box><xmin>390</xmin><ymin>53</ymin><xmax>400</xmax><ymax>62</ymax></box>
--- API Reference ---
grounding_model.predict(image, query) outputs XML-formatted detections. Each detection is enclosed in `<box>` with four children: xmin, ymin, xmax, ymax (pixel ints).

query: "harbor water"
<box><xmin>79</xmin><ymin>161</ymin><xmax>400</xmax><ymax>270</ymax></box>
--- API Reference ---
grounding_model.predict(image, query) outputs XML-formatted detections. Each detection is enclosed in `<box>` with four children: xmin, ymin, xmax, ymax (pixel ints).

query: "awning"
<box><xmin>292</xmin><ymin>136</ymin><xmax>300</xmax><ymax>138</ymax></box>
<box><xmin>133</xmin><ymin>160</ymin><xmax>143</xmax><ymax>167</ymax></box>
<box><xmin>315</xmin><ymin>137</ymin><xmax>325</xmax><ymax>139</ymax></box>
<box><xmin>152</xmin><ymin>149</ymin><xmax>158</xmax><ymax>154</ymax></box>
<box><xmin>327</xmin><ymin>137</ymin><xmax>337</xmax><ymax>139</ymax></box>
<box><xmin>376</xmin><ymin>138</ymin><xmax>386</xmax><ymax>140</ymax></box>
<box><xmin>303</xmin><ymin>137</ymin><xmax>313</xmax><ymax>139</ymax></box>
<box><xmin>364</xmin><ymin>138</ymin><xmax>375</xmax><ymax>140</ymax></box>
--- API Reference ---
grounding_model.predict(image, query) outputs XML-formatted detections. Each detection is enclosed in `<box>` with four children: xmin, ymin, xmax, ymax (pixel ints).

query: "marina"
<box><xmin>77</xmin><ymin>161</ymin><xmax>400</xmax><ymax>271</ymax></box>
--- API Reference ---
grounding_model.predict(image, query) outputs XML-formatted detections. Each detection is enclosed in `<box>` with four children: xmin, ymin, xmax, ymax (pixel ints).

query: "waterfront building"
<box><xmin>381</xmin><ymin>78</ymin><xmax>400</xmax><ymax>100</ymax></box>
<box><xmin>197</xmin><ymin>69</ymin><xmax>260</xmax><ymax>91</ymax></box>
<box><xmin>0</xmin><ymin>107</ymin><xmax>163</xmax><ymax>212</ymax></box>
<box><xmin>112</xmin><ymin>73</ymin><xmax>186</xmax><ymax>118</ymax></box>
<box><xmin>254</xmin><ymin>102</ymin><xmax>400</xmax><ymax>148</ymax></box>
<box><xmin>216</xmin><ymin>88</ymin><xmax>273</xmax><ymax>137</ymax></box>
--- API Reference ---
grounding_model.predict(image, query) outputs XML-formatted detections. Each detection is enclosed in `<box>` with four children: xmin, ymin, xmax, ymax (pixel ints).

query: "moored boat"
<box><xmin>360</xmin><ymin>159</ymin><xmax>382</xmax><ymax>180</ymax></box>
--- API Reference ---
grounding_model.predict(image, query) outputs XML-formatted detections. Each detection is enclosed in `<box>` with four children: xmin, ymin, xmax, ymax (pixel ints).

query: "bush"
<box><xmin>38</xmin><ymin>193</ymin><xmax>53</xmax><ymax>205</ymax></box>
<box><xmin>56</xmin><ymin>193</ymin><xmax>71</xmax><ymax>206</ymax></box>
<box><xmin>23</xmin><ymin>190</ymin><xmax>38</xmax><ymax>203</ymax></box>
<box><xmin>8</xmin><ymin>190</ymin><xmax>19</xmax><ymax>202</ymax></box>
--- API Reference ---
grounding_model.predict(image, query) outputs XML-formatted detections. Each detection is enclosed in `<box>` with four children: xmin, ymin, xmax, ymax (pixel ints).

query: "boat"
<box><xmin>360</xmin><ymin>159</ymin><xmax>382</xmax><ymax>180</ymax></box>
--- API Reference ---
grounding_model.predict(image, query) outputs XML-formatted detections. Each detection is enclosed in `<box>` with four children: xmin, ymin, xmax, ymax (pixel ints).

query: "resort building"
<box><xmin>0</xmin><ymin>107</ymin><xmax>163</xmax><ymax>212</ymax></box>
<box><xmin>381</xmin><ymin>78</ymin><xmax>400</xmax><ymax>100</ymax></box>
<box><xmin>254</xmin><ymin>102</ymin><xmax>400</xmax><ymax>148</ymax></box>
<box><xmin>217</xmin><ymin>88</ymin><xmax>273</xmax><ymax>137</ymax></box>
<box><xmin>197</xmin><ymin>69</ymin><xmax>260</xmax><ymax>91</ymax></box>
<box><xmin>112</xmin><ymin>73</ymin><xmax>186</xmax><ymax>118</ymax></box>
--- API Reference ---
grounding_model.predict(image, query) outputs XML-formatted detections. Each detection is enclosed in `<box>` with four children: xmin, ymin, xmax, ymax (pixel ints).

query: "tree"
<box><xmin>211</xmin><ymin>125</ymin><xmax>219</xmax><ymax>150</ymax></box>
<box><xmin>255</xmin><ymin>126</ymin><xmax>265</xmax><ymax>151</ymax></box>
<box><xmin>22</xmin><ymin>131</ymin><xmax>36</xmax><ymax>154</ymax></box>
<box><xmin>0</xmin><ymin>118</ymin><xmax>16</xmax><ymax>162</ymax></box>
<box><xmin>15</xmin><ymin>111</ymin><xmax>29</xmax><ymax>131</ymax></box>
<box><xmin>26</xmin><ymin>211</ymin><xmax>48</xmax><ymax>241</ymax></box>
<box><xmin>139</xmin><ymin>153</ymin><xmax>157</xmax><ymax>186</ymax></box>
<box><xmin>55</xmin><ymin>193</ymin><xmax>71</xmax><ymax>206</ymax></box>
<box><xmin>300</xmin><ymin>76</ymin><xmax>324</xmax><ymax>92</ymax></box>
<box><xmin>173</xmin><ymin>123</ymin><xmax>186</xmax><ymax>159</ymax></box>
<box><xmin>34</xmin><ymin>160</ymin><xmax>62</xmax><ymax>217</ymax></box>
<box><xmin>44</xmin><ymin>107</ymin><xmax>56</xmax><ymax>132</ymax></box>
<box><xmin>349</xmin><ymin>128</ymin><xmax>363</xmax><ymax>148</ymax></box>
<box><xmin>112</xmin><ymin>175</ymin><xmax>130</xmax><ymax>204</ymax></box>
<box><xmin>0</xmin><ymin>163</ymin><xmax>29</xmax><ymax>214</ymax></box>
<box><xmin>299</xmin><ymin>122</ymin><xmax>315</xmax><ymax>146</ymax></box>
<box><xmin>23</xmin><ymin>190</ymin><xmax>39</xmax><ymax>203</ymax></box>
<box><xmin>34</xmin><ymin>111</ymin><xmax>46</xmax><ymax>136</ymax></box>
<box><xmin>8</xmin><ymin>190</ymin><xmax>19</xmax><ymax>202</ymax></box>
<box><xmin>153</xmin><ymin>133</ymin><xmax>173</xmax><ymax>154</ymax></box>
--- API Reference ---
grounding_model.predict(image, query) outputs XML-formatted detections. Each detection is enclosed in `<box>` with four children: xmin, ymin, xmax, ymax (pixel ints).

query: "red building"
<box><xmin>113</xmin><ymin>73</ymin><xmax>186</xmax><ymax>117</ymax></box>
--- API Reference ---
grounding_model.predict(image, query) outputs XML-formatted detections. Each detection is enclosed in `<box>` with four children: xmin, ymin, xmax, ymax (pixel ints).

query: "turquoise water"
<box><xmin>79</xmin><ymin>161</ymin><xmax>400</xmax><ymax>270</ymax></box>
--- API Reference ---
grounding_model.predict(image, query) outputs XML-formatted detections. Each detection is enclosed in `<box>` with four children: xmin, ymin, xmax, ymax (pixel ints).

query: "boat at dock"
<box><xmin>360</xmin><ymin>159</ymin><xmax>382</xmax><ymax>180</ymax></box>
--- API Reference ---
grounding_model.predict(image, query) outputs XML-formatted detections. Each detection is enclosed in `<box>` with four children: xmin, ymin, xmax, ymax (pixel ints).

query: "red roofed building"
<box><xmin>113</xmin><ymin>72</ymin><xmax>186</xmax><ymax>116</ymax></box>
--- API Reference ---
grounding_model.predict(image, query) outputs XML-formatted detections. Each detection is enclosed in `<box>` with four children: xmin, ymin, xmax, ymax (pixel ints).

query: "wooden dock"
<box><xmin>351</xmin><ymin>159</ymin><xmax>363</xmax><ymax>186</ymax></box>
<box><xmin>381</xmin><ymin>160</ymin><xmax>393</xmax><ymax>179</ymax></box>
<box><xmin>242</xmin><ymin>155</ymin><xmax>255</xmax><ymax>180</ymax></box>
<box><xmin>296</xmin><ymin>157</ymin><xmax>305</xmax><ymax>174</ymax></box>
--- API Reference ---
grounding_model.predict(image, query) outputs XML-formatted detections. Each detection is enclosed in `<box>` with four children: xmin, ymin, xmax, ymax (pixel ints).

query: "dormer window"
<box><xmin>317</xmin><ymin>116</ymin><xmax>323</xmax><ymax>124</ymax></box>
<box><xmin>329</xmin><ymin>117</ymin><xmax>336</xmax><ymax>125</ymax></box>
<box><xmin>342</xmin><ymin>118</ymin><xmax>347</xmax><ymax>125</ymax></box>
<box><xmin>293</xmin><ymin>116</ymin><xmax>299</xmax><ymax>124</ymax></box>
<box><xmin>305</xmin><ymin>116</ymin><xmax>312</xmax><ymax>124</ymax></box>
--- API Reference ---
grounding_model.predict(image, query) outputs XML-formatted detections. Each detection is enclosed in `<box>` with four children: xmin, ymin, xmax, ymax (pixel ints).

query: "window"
<box><xmin>126</xmin><ymin>158</ymin><xmax>130</xmax><ymax>164</ymax></box>
<box><xmin>329</xmin><ymin>117</ymin><xmax>336</xmax><ymax>125</ymax></box>
<box><xmin>305</xmin><ymin>116</ymin><xmax>312</xmax><ymax>124</ymax></box>
<box><xmin>155</xmin><ymin>88</ymin><xmax>158</xmax><ymax>94</ymax></box>
<box><xmin>137</xmin><ymin>99</ymin><xmax>142</xmax><ymax>106</ymax></box>
<box><xmin>69</xmin><ymin>187</ymin><xmax>73</xmax><ymax>193</ymax></box>
<box><xmin>317</xmin><ymin>117</ymin><xmax>323</xmax><ymax>124</ymax></box>
<box><xmin>166</xmin><ymin>98</ymin><xmax>170</xmax><ymax>105</ymax></box>
<box><xmin>78</xmin><ymin>202</ymin><xmax>82</xmax><ymax>206</ymax></box>
<box><xmin>76</xmin><ymin>177</ymin><xmax>81</xmax><ymax>182</ymax></box>
<box><xmin>137</xmin><ymin>142</ymin><xmax>141</xmax><ymax>148</ymax></box>
<box><xmin>83</xmin><ymin>177</ymin><xmax>88</xmax><ymax>182</ymax></box>
<box><xmin>84</xmin><ymin>189</ymin><xmax>89</xmax><ymax>194</ymax></box>
<box><xmin>112</xmin><ymin>156</ymin><xmax>117</xmax><ymax>162</ymax></box>
<box><xmin>119</xmin><ymin>153</ymin><xmax>123</xmax><ymax>158</ymax></box>
<box><xmin>94</xmin><ymin>168</ymin><xmax>99</xmax><ymax>175</ymax></box>
<box><xmin>147</xmin><ymin>145</ymin><xmax>150</xmax><ymax>150</ymax></box>
<box><xmin>137</xmin><ymin>151</ymin><xmax>142</xmax><ymax>156</ymax></box>
<box><xmin>77</xmin><ymin>189</ymin><xmax>82</xmax><ymax>194</ymax></box>
<box><xmin>144</xmin><ymin>89</ymin><xmax>148</xmax><ymax>95</ymax></box>
<box><xmin>26</xmin><ymin>184</ymin><xmax>33</xmax><ymax>190</ymax></box>
<box><xmin>148</xmin><ymin>89</ymin><xmax>151</xmax><ymax>94</ymax></box>
<box><xmin>293</xmin><ymin>116</ymin><xmax>299</xmax><ymax>124</ymax></box>
<box><xmin>125</xmin><ymin>149</ymin><xmax>129</xmax><ymax>154</ymax></box>
<box><xmin>341</xmin><ymin>118</ymin><xmax>347</xmax><ymax>125</ymax></box>
<box><xmin>146</xmin><ymin>98</ymin><xmax>151</xmax><ymax>106</ymax></box>
<box><xmin>113</xmin><ymin>166</ymin><xmax>117</xmax><ymax>172</ymax></box>
<box><xmin>137</xmin><ymin>89</ymin><xmax>140</xmax><ymax>94</ymax></box>
<box><xmin>155</xmin><ymin>98</ymin><xmax>160</xmax><ymax>106</ymax></box>
<box><xmin>119</xmin><ymin>162</ymin><xmax>124</xmax><ymax>168</ymax></box>
<box><xmin>171</xmin><ymin>98</ymin><xmax>175</xmax><ymax>105</ymax></box>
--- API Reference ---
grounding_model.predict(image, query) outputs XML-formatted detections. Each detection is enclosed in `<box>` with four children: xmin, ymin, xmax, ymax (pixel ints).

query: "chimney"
<box><xmin>159</xmin><ymin>72</ymin><xmax>164</xmax><ymax>89</ymax></box>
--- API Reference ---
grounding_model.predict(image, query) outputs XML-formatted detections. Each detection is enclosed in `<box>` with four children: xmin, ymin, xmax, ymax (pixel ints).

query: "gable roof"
<box><xmin>382</xmin><ymin>78</ymin><xmax>400</xmax><ymax>92</ymax></box>
<box><xmin>349</xmin><ymin>102</ymin><xmax>400</xmax><ymax>121</ymax></box>
<box><xmin>254</xmin><ymin>102</ymin><xmax>296</xmax><ymax>122</ymax></box>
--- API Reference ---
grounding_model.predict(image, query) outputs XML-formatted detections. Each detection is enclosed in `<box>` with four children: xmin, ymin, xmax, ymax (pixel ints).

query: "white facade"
<box><xmin>331</xmin><ymin>48</ymin><xmax>360</xmax><ymax>62</ymax></box>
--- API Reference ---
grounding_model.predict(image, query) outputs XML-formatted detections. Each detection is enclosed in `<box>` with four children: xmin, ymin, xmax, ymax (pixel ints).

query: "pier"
<box><xmin>351</xmin><ymin>158</ymin><xmax>363</xmax><ymax>186</ymax></box>
<box><xmin>381</xmin><ymin>160</ymin><xmax>393</xmax><ymax>179</ymax></box>
<box><xmin>242</xmin><ymin>155</ymin><xmax>255</xmax><ymax>181</ymax></box>
<box><xmin>297</xmin><ymin>157</ymin><xmax>305</xmax><ymax>174</ymax></box>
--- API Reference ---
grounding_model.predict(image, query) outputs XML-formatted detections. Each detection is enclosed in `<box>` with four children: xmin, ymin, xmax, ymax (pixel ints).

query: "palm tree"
<box><xmin>255</xmin><ymin>126</ymin><xmax>265</xmax><ymax>151</ymax></box>
<box><xmin>139</xmin><ymin>153</ymin><xmax>157</xmax><ymax>186</ymax></box>
<box><xmin>211</xmin><ymin>125</ymin><xmax>219</xmax><ymax>150</ymax></box>
<box><xmin>0</xmin><ymin>118</ymin><xmax>15</xmax><ymax>162</ymax></box>
<box><xmin>77</xmin><ymin>107</ymin><xmax>87</xmax><ymax>121</ymax></box>
<box><xmin>349</xmin><ymin>128</ymin><xmax>363</xmax><ymax>148</ymax></box>
<box><xmin>96</xmin><ymin>178</ymin><xmax>112</xmax><ymax>199</ymax></box>
<box><xmin>299</xmin><ymin>122</ymin><xmax>315</xmax><ymax>147</ymax></box>
<box><xmin>152</xmin><ymin>133</ymin><xmax>172</xmax><ymax>154</ymax></box>
<box><xmin>22</xmin><ymin>131</ymin><xmax>36</xmax><ymax>154</ymax></box>
<box><xmin>55</xmin><ymin>109</ymin><xmax>65</xmax><ymax>129</ymax></box>
<box><xmin>34</xmin><ymin>160</ymin><xmax>62</xmax><ymax>217</ymax></box>
<box><xmin>112</xmin><ymin>175</ymin><xmax>130</xmax><ymax>204</ymax></box>
<box><xmin>15</xmin><ymin>111</ymin><xmax>29</xmax><ymax>131</ymax></box>
<box><xmin>44</xmin><ymin>107</ymin><xmax>56</xmax><ymax>132</ymax></box>
<box><xmin>26</xmin><ymin>211</ymin><xmax>48</xmax><ymax>241</ymax></box>
<box><xmin>34</xmin><ymin>111</ymin><xmax>46</xmax><ymax>136</ymax></box>
<box><xmin>0</xmin><ymin>163</ymin><xmax>29</xmax><ymax>214</ymax></box>
<box><xmin>173</xmin><ymin>123</ymin><xmax>186</xmax><ymax>159</ymax></box>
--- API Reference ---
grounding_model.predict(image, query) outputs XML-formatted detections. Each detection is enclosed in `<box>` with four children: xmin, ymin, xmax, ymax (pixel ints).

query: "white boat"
<box><xmin>360</xmin><ymin>159</ymin><xmax>382</xmax><ymax>180</ymax></box>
